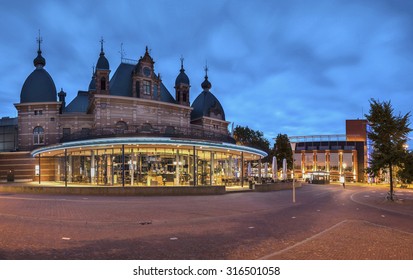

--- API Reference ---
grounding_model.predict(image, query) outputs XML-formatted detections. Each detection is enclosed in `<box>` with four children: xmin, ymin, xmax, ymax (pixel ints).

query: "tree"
<box><xmin>233</xmin><ymin>125</ymin><xmax>271</xmax><ymax>161</ymax></box>
<box><xmin>272</xmin><ymin>133</ymin><xmax>293</xmax><ymax>170</ymax></box>
<box><xmin>398</xmin><ymin>151</ymin><xmax>413</xmax><ymax>185</ymax></box>
<box><xmin>365</xmin><ymin>99</ymin><xmax>411</xmax><ymax>200</ymax></box>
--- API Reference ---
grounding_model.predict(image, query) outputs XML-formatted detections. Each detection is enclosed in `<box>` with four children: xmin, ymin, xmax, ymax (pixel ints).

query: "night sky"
<box><xmin>1</xmin><ymin>0</ymin><xmax>412</xmax><ymax>145</ymax></box>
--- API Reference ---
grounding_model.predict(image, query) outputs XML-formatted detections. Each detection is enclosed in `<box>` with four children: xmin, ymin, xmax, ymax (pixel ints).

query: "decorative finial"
<box><xmin>33</xmin><ymin>30</ymin><xmax>46</xmax><ymax>68</ymax></box>
<box><xmin>119</xmin><ymin>43</ymin><xmax>126</xmax><ymax>60</ymax></box>
<box><xmin>145</xmin><ymin>46</ymin><xmax>149</xmax><ymax>54</ymax></box>
<box><xmin>100</xmin><ymin>37</ymin><xmax>105</xmax><ymax>53</ymax></box>
<box><xmin>201</xmin><ymin>61</ymin><xmax>211</xmax><ymax>90</ymax></box>
<box><xmin>180</xmin><ymin>55</ymin><xmax>184</xmax><ymax>70</ymax></box>
<box><xmin>36</xmin><ymin>30</ymin><xmax>43</xmax><ymax>53</ymax></box>
<box><xmin>204</xmin><ymin>60</ymin><xmax>209</xmax><ymax>78</ymax></box>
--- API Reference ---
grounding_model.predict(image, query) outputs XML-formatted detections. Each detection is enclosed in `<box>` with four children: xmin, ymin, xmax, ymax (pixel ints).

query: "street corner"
<box><xmin>350</xmin><ymin>187</ymin><xmax>413</xmax><ymax>215</ymax></box>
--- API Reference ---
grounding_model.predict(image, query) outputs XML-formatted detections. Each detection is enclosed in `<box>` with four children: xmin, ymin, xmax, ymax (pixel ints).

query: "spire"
<box><xmin>96</xmin><ymin>37</ymin><xmax>109</xmax><ymax>70</ymax></box>
<box><xmin>100</xmin><ymin>36</ymin><xmax>105</xmax><ymax>55</ymax></box>
<box><xmin>204</xmin><ymin>61</ymin><xmax>208</xmax><ymax>79</ymax></box>
<box><xmin>180</xmin><ymin>55</ymin><xmax>184</xmax><ymax>71</ymax></box>
<box><xmin>88</xmin><ymin>65</ymin><xmax>97</xmax><ymax>91</ymax></box>
<box><xmin>175</xmin><ymin>56</ymin><xmax>190</xmax><ymax>86</ymax></box>
<box><xmin>33</xmin><ymin>30</ymin><xmax>46</xmax><ymax>68</ymax></box>
<box><xmin>139</xmin><ymin>45</ymin><xmax>155</xmax><ymax>65</ymax></box>
<box><xmin>201</xmin><ymin>62</ymin><xmax>211</xmax><ymax>91</ymax></box>
<box><xmin>37</xmin><ymin>29</ymin><xmax>42</xmax><ymax>53</ymax></box>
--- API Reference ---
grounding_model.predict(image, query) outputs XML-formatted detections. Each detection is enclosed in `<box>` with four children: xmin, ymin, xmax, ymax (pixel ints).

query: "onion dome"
<box><xmin>201</xmin><ymin>75</ymin><xmax>211</xmax><ymax>91</ymax></box>
<box><xmin>175</xmin><ymin>57</ymin><xmax>190</xmax><ymax>86</ymax></box>
<box><xmin>191</xmin><ymin>70</ymin><xmax>225</xmax><ymax>121</ymax></box>
<box><xmin>20</xmin><ymin>37</ymin><xmax>57</xmax><ymax>103</ymax></box>
<box><xmin>96</xmin><ymin>38</ymin><xmax>109</xmax><ymax>70</ymax></box>
<box><xmin>33</xmin><ymin>49</ymin><xmax>46</xmax><ymax>68</ymax></box>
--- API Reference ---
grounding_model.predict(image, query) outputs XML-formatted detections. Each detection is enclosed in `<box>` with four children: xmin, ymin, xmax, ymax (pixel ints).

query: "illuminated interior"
<box><xmin>32</xmin><ymin>137</ymin><xmax>267</xmax><ymax>187</ymax></box>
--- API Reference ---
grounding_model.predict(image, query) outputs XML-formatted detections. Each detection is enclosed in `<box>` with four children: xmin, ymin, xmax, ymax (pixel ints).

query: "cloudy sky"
<box><xmin>1</xmin><ymin>0</ymin><xmax>412</xmax><ymax>145</ymax></box>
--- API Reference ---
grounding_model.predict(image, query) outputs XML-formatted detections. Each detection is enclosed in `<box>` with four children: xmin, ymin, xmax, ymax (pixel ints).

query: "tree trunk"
<box><xmin>389</xmin><ymin>162</ymin><xmax>394</xmax><ymax>201</ymax></box>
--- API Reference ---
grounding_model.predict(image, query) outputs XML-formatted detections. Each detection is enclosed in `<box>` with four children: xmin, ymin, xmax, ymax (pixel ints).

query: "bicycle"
<box><xmin>385</xmin><ymin>191</ymin><xmax>397</xmax><ymax>201</ymax></box>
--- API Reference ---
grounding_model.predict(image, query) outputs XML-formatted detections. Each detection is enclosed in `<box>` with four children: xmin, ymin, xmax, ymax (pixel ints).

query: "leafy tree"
<box><xmin>272</xmin><ymin>133</ymin><xmax>293</xmax><ymax>170</ymax></box>
<box><xmin>233</xmin><ymin>125</ymin><xmax>271</xmax><ymax>161</ymax></box>
<box><xmin>398</xmin><ymin>151</ymin><xmax>413</xmax><ymax>185</ymax></box>
<box><xmin>365</xmin><ymin>99</ymin><xmax>411</xmax><ymax>200</ymax></box>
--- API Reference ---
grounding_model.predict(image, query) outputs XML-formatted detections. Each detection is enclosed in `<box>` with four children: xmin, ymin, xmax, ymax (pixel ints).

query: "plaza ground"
<box><xmin>0</xmin><ymin>183</ymin><xmax>412</xmax><ymax>259</ymax></box>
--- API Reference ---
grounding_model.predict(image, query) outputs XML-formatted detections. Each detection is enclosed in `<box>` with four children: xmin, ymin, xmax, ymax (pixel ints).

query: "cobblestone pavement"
<box><xmin>0</xmin><ymin>184</ymin><xmax>412</xmax><ymax>260</ymax></box>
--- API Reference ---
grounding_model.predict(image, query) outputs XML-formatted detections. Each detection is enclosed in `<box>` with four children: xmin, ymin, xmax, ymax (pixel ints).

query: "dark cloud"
<box><xmin>1</xmin><ymin>0</ymin><xmax>412</xmax><ymax>146</ymax></box>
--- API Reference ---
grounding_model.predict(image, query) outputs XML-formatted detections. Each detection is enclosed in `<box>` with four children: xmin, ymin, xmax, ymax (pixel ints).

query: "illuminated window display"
<box><xmin>34</xmin><ymin>138</ymin><xmax>265</xmax><ymax>187</ymax></box>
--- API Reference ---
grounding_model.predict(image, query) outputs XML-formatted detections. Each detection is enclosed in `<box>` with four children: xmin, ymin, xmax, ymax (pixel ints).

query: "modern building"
<box><xmin>0</xmin><ymin>38</ymin><xmax>266</xmax><ymax>186</ymax></box>
<box><xmin>289</xmin><ymin>119</ymin><xmax>369</xmax><ymax>183</ymax></box>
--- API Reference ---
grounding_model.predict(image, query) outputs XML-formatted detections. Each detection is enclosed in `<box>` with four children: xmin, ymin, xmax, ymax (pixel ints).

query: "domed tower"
<box><xmin>20</xmin><ymin>38</ymin><xmax>57</xmax><ymax>103</ymax></box>
<box><xmin>94</xmin><ymin>38</ymin><xmax>110</xmax><ymax>95</ymax></box>
<box><xmin>191</xmin><ymin>65</ymin><xmax>229</xmax><ymax>137</ymax></box>
<box><xmin>174</xmin><ymin>57</ymin><xmax>190</xmax><ymax>106</ymax></box>
<box><xmin>15</xmin><ymin>34</ymin><xmax>61</xmax><ymax>151</ymax></box>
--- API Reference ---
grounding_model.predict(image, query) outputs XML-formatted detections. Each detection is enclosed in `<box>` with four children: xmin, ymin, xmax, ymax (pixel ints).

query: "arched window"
<box><xmin>33</xmin><ymin>126</ymin><xmax>44</xmax><ymax>145</ymax></box>
<box><xmin>100</xmin><ymin>77</ymin><xmax>106</xmax><ymax>90</ymax></box>
<box><xmin>141</xmin><ymin>123</ymin><xmax>153</xmax><ymax>132</ymax></box>
<box><xmin>165</xmin><ymin>126</ymin><xmax>176</xmax><ymax>135</ymax></box>
<box><xmin>115</xmin><ymin>121</ymin><xmax>128</xmax><ymax>134</ymax></box>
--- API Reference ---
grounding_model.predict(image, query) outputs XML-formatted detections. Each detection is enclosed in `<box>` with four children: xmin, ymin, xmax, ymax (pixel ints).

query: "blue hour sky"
<box><xmin>1</xmin><ymin>0</ymin><xmax>412</xmax><ymax>145</ymax></box>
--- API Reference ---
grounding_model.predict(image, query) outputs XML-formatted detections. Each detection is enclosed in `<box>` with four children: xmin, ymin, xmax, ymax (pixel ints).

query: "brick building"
<box><xmin>289</xmin><ymin>119</ymin><xmax>369</xmax><ymax>183</ymax></box>
<box><xmin>0</xmin><ymin>39</ymin><xmax>266</xmax><ymax>186</ymax></box>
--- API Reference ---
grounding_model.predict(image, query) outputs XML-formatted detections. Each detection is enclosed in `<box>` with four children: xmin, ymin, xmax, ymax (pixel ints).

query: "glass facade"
<box><xmin>294</xmin><ymin>150</ymin><xmax>357</xmax><ymax>182</ymax></box>
<box><xmin>305</xmin><ymin>152</ymin><xmax>314</xmax><ymax>171</ymax></box>
<box><xmin>34</xmin><ymin>139</ymin><xmax>266</xmax><ymax>187</ymax></box>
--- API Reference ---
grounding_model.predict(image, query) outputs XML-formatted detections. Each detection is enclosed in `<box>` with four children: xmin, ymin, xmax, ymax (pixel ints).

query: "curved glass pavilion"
<box><xmin>32</xmin><ymin>137</ymin><xmax>267</xmax><ymax>187</ymax></box>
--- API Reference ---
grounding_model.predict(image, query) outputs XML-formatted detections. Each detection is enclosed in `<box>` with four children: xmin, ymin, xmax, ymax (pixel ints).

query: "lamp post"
<box><xmin>290</xmin><ymin>142</ymin><xmax>296</xmax><ymax>203</ymax></box>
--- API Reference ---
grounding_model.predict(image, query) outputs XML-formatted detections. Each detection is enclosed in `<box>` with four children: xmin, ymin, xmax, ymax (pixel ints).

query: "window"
<box><xmin>34</xmin><ymin>110</ymin><xmax>43</xmax><ymax>116</ymax></box>
<box><xmin>135</xmin><ymin>81</ymin><xmax>140</xmax><ymax>97</ymax></box>
<box><xmin>63</xmin><ymin>128</ymin><xmax>71</xmax><ymax>137</ymax></box>
<box><xmin>143</xmin><ymin>80</ymin><xmax>151</xmax><ymax>95</ymax></box>
<box><xmin>141</xmin><ymin>123</ymin><xmax>153</xmax><ymax>132</ymax></box>
<box><xmin>153</xmin><ymin>84</ymin><xmax>158</xmax><ymax>98</ymax></box>
<box><xmin>100</xmin><ymin>77</ymin><xmax>106</xmax><ymax>90</ymax></box>
<box><xmin>33</xmin><ymin>126</ymin><xmax>44</xmax><ymax>145</ymax></box>
<box><xmin>81</xmin><ymin>128</ymin><xmax>91</xmax><ymax>137</ymax></box>
<box><xmin>115</xmin><ymin>121</ymin><xmax>128</xmax><ymax>134</ymax></box>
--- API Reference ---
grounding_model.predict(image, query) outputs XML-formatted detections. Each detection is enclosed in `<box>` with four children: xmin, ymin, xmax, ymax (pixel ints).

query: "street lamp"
<box><xmin>290</xmin><ymin>142</ymin><xmax>296</xmax><ymax>203</ymax></box>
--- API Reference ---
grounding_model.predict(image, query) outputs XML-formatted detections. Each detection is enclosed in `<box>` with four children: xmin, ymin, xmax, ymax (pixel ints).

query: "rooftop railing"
<box><xmin>60</xmin><ymin>124</ymin><xmax>236</xmax><ymax>144</ymax></box>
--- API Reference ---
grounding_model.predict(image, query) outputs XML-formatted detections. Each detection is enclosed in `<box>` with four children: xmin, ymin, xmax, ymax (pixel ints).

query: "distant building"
<box><xmin>0</xmin><ymin>117</ymin><xmax>18</xmax><ymax>152</ymax></box>
<box><xmin>0</xmin><ymin>38</ymin><xmax>266</xmax><ymax>185</ymax></box>
<box><xmin>289</xmin><ymin>119</ymin><xmax>369</xmax><ymax>183</ymax></box>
